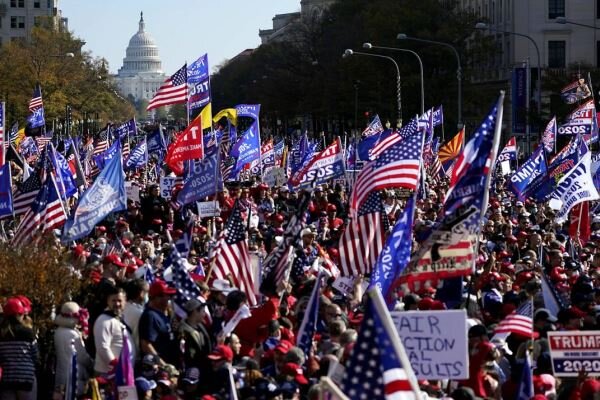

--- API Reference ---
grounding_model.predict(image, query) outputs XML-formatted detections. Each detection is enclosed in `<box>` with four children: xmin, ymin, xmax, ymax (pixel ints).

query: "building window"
<box><xmin>34</xmin><ymin>0</ymin><xmax>41</xmax><ymax>8</ymax></box>
<box><xmin>548</xmin><ymin>0</ymin><xmax>565</xmax><ymax>19</ymax></box>
<box><xmin>548</xmin><ymin>40</ymin><xmax>566</xmax><ymax>68</ymax></box>
<box><xmin>10</xmin><ymin>0</ymin><xmax>24</xmax><ymax>7</ymax></box>
<box><xmin>11</xmin><ymin>16</ymin><xmax>25</xmax><ymax>29</ymax></box>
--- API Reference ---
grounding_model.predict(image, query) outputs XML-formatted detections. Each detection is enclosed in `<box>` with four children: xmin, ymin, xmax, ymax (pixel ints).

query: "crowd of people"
<box><xmin>0</xmin><ymin>148</ymin><xmax>600</xmax><ymax>400</ymax></box>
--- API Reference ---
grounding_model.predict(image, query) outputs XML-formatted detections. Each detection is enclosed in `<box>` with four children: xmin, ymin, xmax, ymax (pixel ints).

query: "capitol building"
<box><xmin>114</xmin><ymin>12</ymin><xmax>166</xmax><ymax>103</ymax></box>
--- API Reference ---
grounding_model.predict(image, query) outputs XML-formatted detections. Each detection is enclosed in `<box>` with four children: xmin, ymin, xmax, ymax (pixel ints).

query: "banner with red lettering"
<box><xmin>165</xmin><ymin>115</ymin><xmax>204</xmax><ymax>175</ymax></box>
<box><xmin>288</xmin><ymin>138</ymin><xmax>345</xmax><ymax>188</ymax></box>
<box><xmin>548</xmin><ymin>331</ymin><xmax>600</xmax><ymax>377</ymax></box>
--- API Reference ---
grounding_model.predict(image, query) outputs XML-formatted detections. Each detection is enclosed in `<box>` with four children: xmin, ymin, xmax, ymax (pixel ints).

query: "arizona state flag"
<box><xmin>165</xmin><ymin>115</ymin><xmax>204</xmax><ymax>175</ymax></box>
<box><xmin>438</xmin><ymin>128</ymin><xmax>464</xmax><ymax>168</ymax></box>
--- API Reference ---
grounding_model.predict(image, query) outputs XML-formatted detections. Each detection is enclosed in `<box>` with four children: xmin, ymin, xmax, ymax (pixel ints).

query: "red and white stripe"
<box><xmin>212</xmin><ymin>239</ymin><xmax>257</xmax><ymax>306</ymax></box>
<box><xmin>12</xmin><ymin>197</ymin><xmax>66</xmax><ymax>247</ymax></box>
<box><xmin>351</xmin><ymin>160</ymin><xmax>420</xmax><ymax>217</ymax></box>
<box><xmin>370</xmin><ymin>132</ymin><xmax>402</xmax><ymax>160</ymax></box>
<box><xmin>338</xmin><ymin>209</ymin><xmax>385</xmax><ymax>277</ymax></box>
<box><xmin>383</xmin><ymin>368</ymin><xmax>417</xmax><ymax>400</ymax></box>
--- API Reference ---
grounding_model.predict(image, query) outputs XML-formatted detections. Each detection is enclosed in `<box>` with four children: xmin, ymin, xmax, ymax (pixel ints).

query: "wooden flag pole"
<box><xmin>319</xmin><ymin>376</ymin><xmax>350</xmax><ymax>400</ymax></box>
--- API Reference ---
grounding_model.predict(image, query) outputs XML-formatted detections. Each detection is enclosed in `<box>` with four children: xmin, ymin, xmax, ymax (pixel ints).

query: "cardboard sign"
<box><xmin>332</xmin><ymin>276</ymin><xmax>356</xmax><ymax>296</ymax></box>
<box><xmin>196</xmin><ymin>201</ymin><xmax>221</xmax><ymax>218</ymax></box>
<box><xmin>159</xmin><ymin>176</ymin><xmax>177</xmax><ymax>200</ymax></box>
<box><xmin>390</xmin><ymin>309</ymin><xmax>468</xmax><ymax>379</ymax></box>
<box><xmin>117</xmin><ymin>386</ymin><xmax>138</xmax><ymax>399</ymax></box>
<box><xmin>263</xmin><ymin>167</ymin><xmax>287</xmax><ymax>187</ymax></box>
<box><xmin>548</xmin><ymin>331</ymin><xmax>600</xmax><ymax>377</ymax></box>
<box><xmin>125</xmin><ymin>182</ymin><xmax>140</xmax><ymax>202</ymax></box>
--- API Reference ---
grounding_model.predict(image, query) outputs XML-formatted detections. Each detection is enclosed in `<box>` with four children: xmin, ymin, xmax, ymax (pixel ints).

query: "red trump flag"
<box><xmin>165</xmin><ymin>115</ymin><xmax>204</xmax><ymax>175</ymax></box>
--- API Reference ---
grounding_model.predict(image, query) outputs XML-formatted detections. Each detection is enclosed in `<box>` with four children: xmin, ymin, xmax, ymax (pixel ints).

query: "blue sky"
<box><xmin>60</xmin><ymin>0</ymin><xmax>300</xmax><ymax>74</ymax></box>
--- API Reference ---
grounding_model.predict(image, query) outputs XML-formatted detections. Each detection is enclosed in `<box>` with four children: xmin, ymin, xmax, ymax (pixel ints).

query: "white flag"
<box><xmin>549</xmin><ymin>151</ymin><xmax>599</xmax><ymax>222</ymax></box>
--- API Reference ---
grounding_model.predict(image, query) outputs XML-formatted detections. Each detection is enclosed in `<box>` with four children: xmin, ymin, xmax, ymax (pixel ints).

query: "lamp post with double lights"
<box><xmin>362</xmin><ymin>42</ymin><xmax>425</xmax><ymax>116</ymax></box>
<box><xmin>397</xmin><ymin>33</ymin><xmax>462</xmax><ymax>129</ymax></box>
<box><xmin>343</xmin><ymin>48</ymin><xmax>403</xmax><ymax>128</ymax></box>
<box><xmin>475</xmin><ymin>22</ymin><xmax>542</xmax><ymax>118</ymax></box>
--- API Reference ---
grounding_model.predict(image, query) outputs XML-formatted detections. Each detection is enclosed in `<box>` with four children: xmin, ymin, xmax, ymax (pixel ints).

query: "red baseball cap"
<box><xmin>149</xmin><ymin>280</ymin><xmax>176</xmax><ymax>298</ymax></box>
<box><xmin>14</xmin><ymin>295</ymin><xmax>31</xmax><ymax>314</ymax></box>
<box><xmin>3</xmin><ymin>298</ymin><xmax>25</xmax><ymax>317</ymax></box>
<box><xmin>281</xmin><ymin>362</ymin><xmax>308</xmax><ymax>385</ymax></box>
<box><xmin>275</xmin><ymin>339</ymin><xmax>293</xmax><ymax>354</ymax></box>
<box><xmin>103</xmin><ymin>254</ymin><xmax>126</xmax><ymax>268</ymax></box>
<box><xmin>207</xmin><ymin>345</ymin><xmax>233</xmax><ymax>362</ymax></box>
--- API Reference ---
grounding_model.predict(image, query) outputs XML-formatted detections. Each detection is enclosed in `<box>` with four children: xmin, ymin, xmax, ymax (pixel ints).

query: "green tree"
<box><xmin>0</xmin><ymin>22</ymin><xmax>134</xmax><ymax>131</ymax></box>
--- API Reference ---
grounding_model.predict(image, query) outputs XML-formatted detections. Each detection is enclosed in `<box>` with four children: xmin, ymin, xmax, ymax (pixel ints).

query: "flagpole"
<box><xmin>319</xmin><ymin>376</ymin><xmax>350</xmax><ymax>400</ymax></box>
<box><xmin>369</xmin><ymin>289</ymin><xmax>422</xmax><ymax>398</ymax></box>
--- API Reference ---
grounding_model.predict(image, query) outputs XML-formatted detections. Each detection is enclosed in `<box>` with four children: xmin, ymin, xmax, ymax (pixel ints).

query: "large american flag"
<box><xmin>351</xmin><ymin>121</ymin><xmax>423</xmax><ymax>216</ymax></box>
<box><xmin>341</xmin><ymin>291</ymin><xmax>420</xmax><ymax>400</ymax></box>
<box><xmin>12</xmin><ymin>174</ymin><xmax>66</xmax><ymax>247</ymax></box>
<box><xmin>260</xmin><ymin>192</ymin><xmax>311</xmax><ymax>296</ymax></box>
<box><xmin>369</xmin><ymin>118</ymin><xmax>420</xmax><ymax>160</ymax></box>
<box><xmin>28</xmin><ymin>84</ymin><xmax>43</xmax><ymax>112</ymax></box>
<box><xmin>12</xmin><ymin>170</ymin><xmax>42</xmax><ymax>215</ymax></box>
<box><xmin>339</xmin><ymin>191</ymin><xmax>388</xmax><ymax>277</ymax></box>
<box><xmin>212</xmin><ymin>201</ymin><xmax>257</xmax><ymax>306</ymax></box>
<box><xmin>147</xmin><ymin>64</ymin><xmax>187</xmax><ymax>111</ymax></box>
<box><xmin>494</xmin><ymin>300</ymin><xmax>533</xmax><ymax>338</ymax></box>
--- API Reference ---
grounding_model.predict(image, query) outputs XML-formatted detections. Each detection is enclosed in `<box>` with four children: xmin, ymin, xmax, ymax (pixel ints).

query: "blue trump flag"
<box><xmin>125</xmin><ymin>140</ymin><xmax>148</xmax><ymax>170</ymax></box>
<box><xmin>0</xmin><ymin>163</ymin><xmax>13</xmax><ymax>218</ymax></box>
<box><xmin>113</xmin><ymin>119</ymin><xmax>136</xmax><ymax>140</ymax></box>
<box><xmin>94</xmin><ymin>139</ymin><xmax>120</xmax><ymax>170</ymax></box>
<box><xmin>296</xmin><ymin>274</ymin><xmax>322</xmax><ymax>356</ymax></box>
<box><xmin>187</xmin><ymin>54</ymin><xmax>211</xmax><ymax>115</ymax></box>
<box><xmin>147</xmin><ymin>126</ymin><xmax>166</xmax><ymax>154</ymax></box>
<box><xmin>370</xmin><ymin>195</ymin><xmax>416</xmax><ymax>310</ymax></box>
<box><xmin>47</xmin><ymin>143</ymin><xmax>77</xmax><ymax>200</ymax></box>
<box><xmin>231</xmin><ymin>126</ymin><xmax>260</xmax><ymax>174</ymax></box>
<box><xmin>27</xmin><ymin>107</ymin><xmax>45</xmax><ymax>129</ymax></box>
<box><xmin>176</xmin><ymin>153</ymin><xmax>223</xmax><ymax>206</ymax></box>
<box><xmin>62</xmin><ymin>142</ymin><xmax>126</xmax><ymax>242</ymax></box>
<box><xmin>510</xmin><ymin>146</ymin><xmax>547</xmax><ymax>200</ymax></box>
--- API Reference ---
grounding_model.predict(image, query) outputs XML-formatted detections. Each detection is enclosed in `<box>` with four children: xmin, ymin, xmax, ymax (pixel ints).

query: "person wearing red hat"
<box><xmin>326</xmin><ymin>204</ymin><xmax>344</xmax><ymax>231</ymax></box>
<box><xmin>0</xmin><ymin>297</ymin><xmax>37</xmax><ymax>398</ymax></box>
<box><xmin>256</xmin><ymin>182</ymin><xmax>275</xmax><ymax>223</ymax></box>
<box><xmin>201</xmin><ymin>345</ymin><xmax>235</xmax><ymax>397</ymax></box>
<box><xmin>281</xmin><ymin>362</ymin><xmax>309</xmax><ymax>386</ymax></box>
<box><xmin>139</xmin><ymin>280</ymin><xmax>178</xmax><ymax>367</ymax></box>
<box><xmin>102</xmin><ymin>254</ymin><xmax>127</xmax><ymax>282</ymax></box>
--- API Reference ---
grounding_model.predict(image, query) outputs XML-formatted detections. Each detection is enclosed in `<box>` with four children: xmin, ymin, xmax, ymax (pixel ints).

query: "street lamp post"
<box><xmin>555</xmin><ymin>17</ymin><xmax>600</xmax><ymax>30</ymax></box>
<box><xmin>362</xmin><ymin>43</ymin><xmax>425</xmax><ymax>116</ymax></box>
<box><xmin>475</xmin><ymin>22</ymin><xmax>542</xmax><ymax>119</ymax></box>
<box><xmin>397</xmin><ymin>33</ymin><xmax>462</xmax><ymax>129</ymax></box>
<box><xmin>343</xmin><ymin>49</ymin><xmax>403</xmax><ymax>128</ymax></box>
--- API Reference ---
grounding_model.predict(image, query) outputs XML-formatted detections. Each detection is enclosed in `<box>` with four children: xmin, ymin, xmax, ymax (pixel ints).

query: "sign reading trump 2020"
<box><xmin>390</xmin><ymin>309</ymin><xmax>468</xmax><ymax>379</ymax></box>
<box><xmin>548</xmin><ymin>331</ymin><xmax>600</xmax><ymax>377</ymax></box>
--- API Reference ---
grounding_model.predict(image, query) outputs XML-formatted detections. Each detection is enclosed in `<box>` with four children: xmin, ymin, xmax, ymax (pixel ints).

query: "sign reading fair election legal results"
<box><xmin>548</xmin><ymin>331</ymin><xmax>600</xmax><ymax>377</ymax></box>
<box><xmin>390</xmin><ymin>309</ymin><xmax>468</xmax><ymax>379</ymax></box>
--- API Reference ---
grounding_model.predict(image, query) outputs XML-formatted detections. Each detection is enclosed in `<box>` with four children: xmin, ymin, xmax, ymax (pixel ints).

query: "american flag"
<box><xmin>90</xmin><ymin>128</ymin><xmax>110</xmax><ymax>177</ymax></box>
<box><xmin>494</xmin><ymin>300</ymin><xmax>533</xmax><ymax>338</ymax></box>
<box><xmin>12</xmin><ymin>170</ymin><xmax>42</xmax><ymax>215</ymax></box>
<box><xmin>542</xmin><ymin>117</ymin><xmax>557</xmax><ymax>153</ymax></box>
<box><xmin>369</xmin><ymin>118</ymin><xmax>420</xmax><ymax>160</ymax></box>
<box><xmin>296</xmin><ymin>275</ymin><xmax>322</xmax><ymax>356</ymax></box>
<box><xmin>341</xmin><ymin>290</ymin><xmax>420</xmax><ymax>400</ymax></box>
<box><xmin>35</xmin><ymin>132</ymin><xmax>53</xmax><ymax>148</ymax></box>
<box><xmin>12</xmin><ymin>173</ymin><xmax>66</xmax><ymax>247</ymax></box>
<box><xmin>169</xmin><ymin>248</ymin><xmax>202</xmax><ymax>318</ymax></box>
<box><xmin>147</xmin><ymin>64</ymin><xmax>187</xmax><ymax>111</ymax></box>
<box><xmin>28</xmin><ymin>84</ymin><xmax>43</xmax><ymax>112</ymax></box>
<box><xmin>260</xmin><ymin>191</ymin><xmax>311</xmax><ymax>296</ymax></box>
<box><xmin>212</xmin><ymin>201</ymin><xmax>257</xmax><ymax>306</ymax></box>
<box><xmin>351</xmin><ymin>122</ymin><xmax>423</xmax><ymax>216</ymax></box>
<box><xmin>339</xmin><ymin>191</ymin><xmax>388</xmax><ymax>277</ymax></box>
<box><xmin>107</xmin><ymin>237</ymin><xmax>126</xmax><ymax>256</ymax></box>
<box><xmin>122</xmin><ymin>139</ymin><xmax>130</xmax><ymax>160</ymax></box>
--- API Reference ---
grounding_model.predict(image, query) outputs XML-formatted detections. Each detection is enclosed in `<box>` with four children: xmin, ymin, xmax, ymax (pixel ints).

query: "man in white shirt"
<box><xmin>93</xmin><ymin>285</ymin><xmax>134</xmax><ymax>376</ymax></box>
<box><xmin>123</xmin><ymin>278</ymin><xmax>149</xmax><ymax>357</ymax></box>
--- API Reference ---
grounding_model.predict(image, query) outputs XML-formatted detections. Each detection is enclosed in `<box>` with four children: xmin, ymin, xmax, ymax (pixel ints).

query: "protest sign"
<box><xmin>263</xmin><ymin>167</ymin><xmax>287</xmax><ymax>187</ymax></box>
<box><xmin>390</xmin><ymin>309</ymin><xmax>468</xmax><ymax>379</ymax></box>
<box><xmin>196</xmin><ymin>201</ymin><xmax>221</xmax><ymax>218</ymax></box>
<box><xmin>159</xmin><ymin>176</ymin><xmax>177</xmax><ymax>200</ymax></box>
<box><xmin>548</xmin><ymin>331</ymin><xmax>600</xmax><ymax>377</ymax></box>
<box><xmin>125</xmin><ymin>182</ymin><xmax>140</xmax><ymax>202</ymax></box>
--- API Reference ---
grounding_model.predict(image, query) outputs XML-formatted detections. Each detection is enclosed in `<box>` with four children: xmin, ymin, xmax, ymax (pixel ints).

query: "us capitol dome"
<box><xmin>114</xmin><ymin>12</ymin><xmax>166</xmax><ymax>102</ymax></box>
